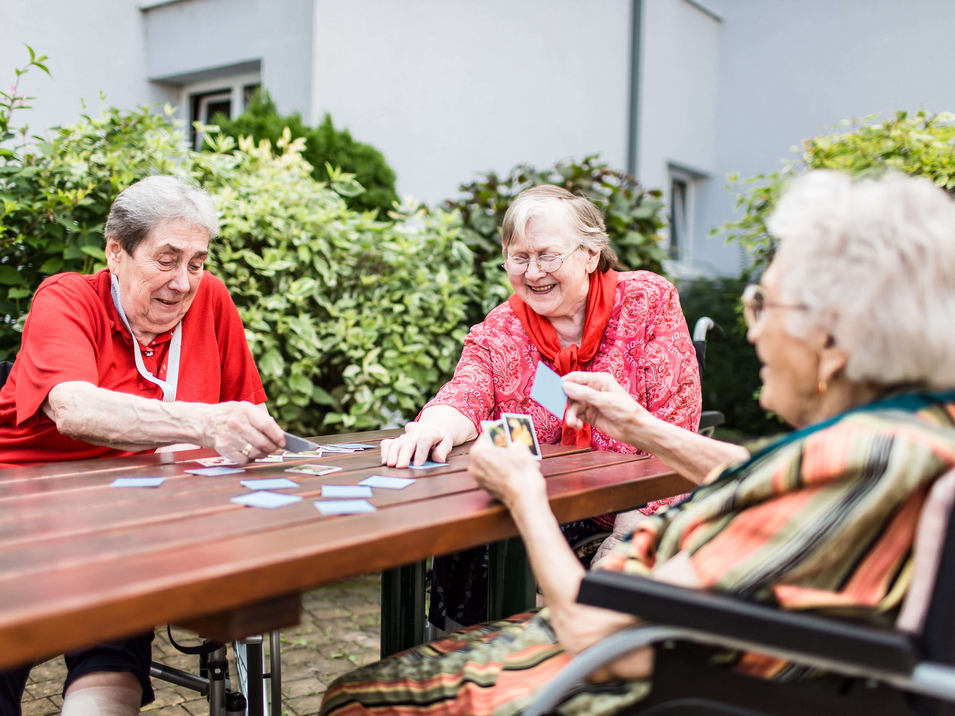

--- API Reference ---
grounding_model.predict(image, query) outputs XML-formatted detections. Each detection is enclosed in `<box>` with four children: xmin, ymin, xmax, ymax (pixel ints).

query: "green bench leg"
<box><xmin>380</xmin><ymin>561</ymin><xmax>426</xmax><ymax>658</ymax></box>
<box><xmin>487</xmin><ymin>537</ymin><xmax>537</xmax><ymax>621</ymax></box>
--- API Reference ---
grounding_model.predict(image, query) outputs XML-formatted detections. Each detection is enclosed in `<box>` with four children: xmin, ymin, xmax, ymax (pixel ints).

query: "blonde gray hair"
<box><xmin>768</xmin><ymin>170</ymin><xmax>955</xmax><ymax>389</ymax></box>
<box><xmin>501</xmin><ymin>185</ymin><xmax>617</xmax><ymax>272</ymax></box>
<box><xmin>105</xmin><ymin>175</ymin><xmax>218</xmax><ymax>256</ymax></box>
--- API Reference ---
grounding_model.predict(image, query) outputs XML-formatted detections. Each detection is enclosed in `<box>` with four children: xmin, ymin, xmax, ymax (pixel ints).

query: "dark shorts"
<box><xmin>0</xmin><ymin>632</ymin><xmax>154</xmax><ymax>716</ymax></box>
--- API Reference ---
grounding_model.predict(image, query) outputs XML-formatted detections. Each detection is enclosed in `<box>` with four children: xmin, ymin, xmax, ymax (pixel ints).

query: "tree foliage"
<box><xmin>209</xmin><ymin>90</ymin><xmax>399</xmax><ymax>216</ymax></box>
<box><xmin>715</xmin><ymin>110</ymin><xmax>955</xmax><ymax>269</ymax></box>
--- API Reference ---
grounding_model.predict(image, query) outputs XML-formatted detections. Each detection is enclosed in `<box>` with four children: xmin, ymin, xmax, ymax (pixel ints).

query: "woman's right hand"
<box><xmin>380</xmin><ymin>421</ymin><xmax>453</xmax><ymax>468</ymax></box>
<box><xmin>562</xmin><ymin>371</ymin><xmax>652</xmax><ymax>447</ymax></box>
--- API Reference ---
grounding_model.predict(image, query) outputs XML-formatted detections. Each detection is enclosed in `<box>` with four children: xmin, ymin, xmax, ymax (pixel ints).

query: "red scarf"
<box><xmin>508</xmin><ymin>269</ymin><xmax>618</xmax><ymax>446</ymax></box>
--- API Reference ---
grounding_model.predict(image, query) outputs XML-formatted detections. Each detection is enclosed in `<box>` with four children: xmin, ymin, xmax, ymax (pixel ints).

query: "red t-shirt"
<box><xmin>0</xmin><ymin>269</ymin><xmax>266</xmax><ymax>466</ymax></box>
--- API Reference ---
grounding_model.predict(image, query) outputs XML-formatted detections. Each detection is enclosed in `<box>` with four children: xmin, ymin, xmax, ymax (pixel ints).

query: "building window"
<box><xmin>190</xmin><ymin>89</ymin><xmax>232</xmax><ymax>150</ymax></box>
<box><xmin>669</xmin><ymin>177</ymin><xmax>688</xmax><ymax>261</ymax></box>
<box><xmin>243</xmin><ymin>83</ymin><xmax>261</xmax><ymax>109</ymax></box>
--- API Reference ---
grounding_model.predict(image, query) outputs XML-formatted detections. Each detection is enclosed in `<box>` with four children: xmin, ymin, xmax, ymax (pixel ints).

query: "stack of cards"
<box><xmin>480</xmin><ymin>413</ymin><xmax>542</xmax><ymax>459</ymax></box>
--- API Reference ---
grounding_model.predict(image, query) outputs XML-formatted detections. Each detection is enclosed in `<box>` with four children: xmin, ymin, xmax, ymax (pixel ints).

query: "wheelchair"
<box><xmin>525</xmin><ymin>468</ymin><xmax>955</xmax><ymax>716</ymax></box>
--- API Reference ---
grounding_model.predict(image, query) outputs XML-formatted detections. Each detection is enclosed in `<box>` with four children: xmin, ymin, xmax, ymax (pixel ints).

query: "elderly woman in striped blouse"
<box><xmin>322</xmin><ymin>170</ymin><xmax>955</xmax><ymax>716</ymax></box>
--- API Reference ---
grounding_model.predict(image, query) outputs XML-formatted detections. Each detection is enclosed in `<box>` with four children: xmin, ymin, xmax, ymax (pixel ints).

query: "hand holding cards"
<box><xmin>481</xmin><ymin>413</ymin><xmax>542</xmax><ymax>459</ymax></box>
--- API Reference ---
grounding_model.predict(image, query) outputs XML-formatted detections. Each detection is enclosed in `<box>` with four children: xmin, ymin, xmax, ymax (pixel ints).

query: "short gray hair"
<box><xmin>768</xmin><ymin>170</ymin><xmax>955</xmax><ymax>389</ymax></box>
<box><xmin>501</xmin><ymin>185</ymin><xmax>618</xmax><ymax>273</ymax></box>
<box><xmin>105</xmin><ymin>175</ymin><xmax>218</xmax><ymax>256</ymax></box>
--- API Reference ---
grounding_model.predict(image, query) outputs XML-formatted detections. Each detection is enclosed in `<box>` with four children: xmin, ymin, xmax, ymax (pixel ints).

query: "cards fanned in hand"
<box><xmin>314</xmin><ymin>499</ymin><xmax>377</xmax><ymax>515</ymax></box>
<box><xmin>321</xmin><ymin>484</ymin><xmax>373</xmax><ymax>498</ymax></box>
<box><xmin>359</xmin><ymin>475</ymin><xmax>414</xmax><ymax>490</ymax></box>
<box><xmin>232</xmin><ymin>491</ymin><xmax>303</xmax><ymax>509</ymax></box>
<box><xmin>186</xmin><ymin>466</ymin><xmax>246</xmax><ymax>476</ymax></box>
<box><xmin>286</xmin><ymin>464</ymin><xmax>343</xmax><ymax>476</ymax></box>
<box><xmin>482</xmin><ymin>414</ymin><xmax>542</xmax><ymax>459</ymax></box>
<box><xmin>530</xmin><ymin>361</ymin><xmax>568</xmax><ymax>418</ymax></box>
<box><xmin>241</xmin><ymin>477</ymin><xmax>300</xmax><ymax>490</ymax></box>
<box><xmin>111</xmin><ymin>476</ymin><xmax>165</xmax><ymax>488</ymax></box>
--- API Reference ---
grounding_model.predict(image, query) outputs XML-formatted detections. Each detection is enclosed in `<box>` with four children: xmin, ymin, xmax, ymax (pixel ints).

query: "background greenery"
<box><xmin>210</xmin><ymin>90</ymin><xmax>398</xmax><ymax>217</ymax></box>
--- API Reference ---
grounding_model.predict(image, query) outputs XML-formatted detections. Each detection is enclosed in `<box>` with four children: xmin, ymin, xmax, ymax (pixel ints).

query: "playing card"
<box><xmin>282</xmin><ymin>450</ymin><xmax>324</xmax><ymax>459</ymax></box>
<box><xmin>314</xmin><ymin>499</ymin><xmax>377</xmax><ymax>515</ymax></box>
<box><xmin>194</xmin><ymin>456</ymin><xmax>238</xmax><ymax>467</ymax></box>
<box><xmin>501</xmin><ymin>413</ymin><xmax>542</xmax><ymax>459</ymax></box>
<box><xmin>318</xmin><ymin>446</ymin><xmax>359</xmax><ymax>453</ymax></box>
<box><xmin>186</xmin><ymin>466</ymin><xmax>246</xmax><ymax>476</ymax></box>
<box><xmin>325</xmin><ymin>443</ymin><xmax>375</xmax><ymax>450</ymax></box>
<box><xmin>530</xmin><ymin>362</ymin><xmax>568</xmax><ymax>418</ymax></box>
<box><xmin>283</xmin><ymin>432</ymin><xmax>320</xmax><ymax>452</ymax></box>
<box><xmin>240</xmin><ymin>477</ymin><xmax>300</xmax><ymax>490</ymax></box>
<box><xmin>111</xmin><ymin>477</ymin><xmax>165</xmax><ymax>488</ymax></box>
<box><xmin>285</xmin><ymin>464</ymin><xmax>343</xmax><ymax>476</ymax></box>
<box><xmin>255</xmin><ymin>455</ymin><xmax>285</xmax><ymax>463</ymax></box>
<box><xmin>358</xmin><ymin>475</ymin><xmax>415</xmax><ymax>490</ymax></box>
<box><xmin>408</xmin><ymin>460</ymin><xmax>445</xmax><ymax>470</ymax></box>
<box><xmin>231</xmin><ymin>491</ymin><xmax>303</xmax><ymax>509</ymax></box>
<box><xmin>481</xmin><ymin>419</ymin><xmax>509</xmax><ymax>448</ymax></box>
<box><xmin>321</xmin><ymin>484</ymin><xmax>373</xmax><ymax>498</ymax></box>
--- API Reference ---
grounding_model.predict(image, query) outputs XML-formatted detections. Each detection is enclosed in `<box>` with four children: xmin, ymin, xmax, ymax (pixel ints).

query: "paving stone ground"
<box><xmin>20</xmin><ymin>574</ymin><xmax>382</xmax><ymax>716</ymax></box>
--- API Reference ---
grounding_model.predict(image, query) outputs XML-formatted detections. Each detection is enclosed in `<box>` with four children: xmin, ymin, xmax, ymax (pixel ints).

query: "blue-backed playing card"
<box><xmin>530</xmin><ymin>361</ymin><xmax>568</xmax><ymax>418</ymax></box>
<box><xmin>111</xmin><ymin>477</ymin><xmax>165</xmax><ymax>488</ymax></box>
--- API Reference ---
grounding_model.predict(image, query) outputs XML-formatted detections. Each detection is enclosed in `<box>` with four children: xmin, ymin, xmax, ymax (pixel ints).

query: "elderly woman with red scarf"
<box><xmin>381</xmin><ymin>185</ymin><xmax>702</xmax><ymax>631</ymax></box>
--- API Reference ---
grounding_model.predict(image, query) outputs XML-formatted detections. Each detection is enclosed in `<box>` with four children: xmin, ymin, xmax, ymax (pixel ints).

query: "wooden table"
<box><xmin>0</xmin><ymin>431</ymin><xmax>692</xmax><ymax>669</ymax></box>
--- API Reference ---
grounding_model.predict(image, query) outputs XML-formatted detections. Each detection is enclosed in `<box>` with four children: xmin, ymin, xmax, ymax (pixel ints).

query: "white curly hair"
<box><xmin>768</xmin><ymin>170</ymin><xmax>955</xmax><ymax>390</ymax></box>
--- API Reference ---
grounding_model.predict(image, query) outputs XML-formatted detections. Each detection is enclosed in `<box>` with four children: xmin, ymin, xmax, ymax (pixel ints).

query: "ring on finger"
<box><xmin>242</xmin><ymin>443</ymin><xmax>254</xmax><ymax>457</ymax></box>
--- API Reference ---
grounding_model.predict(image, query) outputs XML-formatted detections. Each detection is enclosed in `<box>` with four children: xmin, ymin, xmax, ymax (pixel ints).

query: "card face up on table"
<box><xmin>359</xmin><ymin>475</ymin><xmax>414</xmax><ymax>490</ymax></box>
<box><xmin>111</xmin><ymin>477</ymin><xmax>165</xmax><ymax>488</ymax></box>
<box><xmin>321</xmin><ymin>484</ymin><xmax>373</xmax><ymax>498</ymax></box>
<box><xmin>314</xmin><ymin>499</ymin><xmax>377</xmax><ymax>515</ymax></box>
<box><xmin>240</xmin><ymin>477</ymin><xmax>300</xmax><ymax>490</ymax></box>
<box><xmin>232</xmin><ymin>491</ymin><xmax>303</xmax><ymax>509</ymax></box>
<box><xmin>194</xmin><ymin>456</ymin><xmax>238</xmax><ymax>467</ymax></box>
<box><xmin>530</xmin><ymin>361</ymin><xmax>568</xmax><ymax>418</ymax></box>
<box><xmin>286</xmin><ymin>464</ymin><xmax>342</xmax><ymax>476</ymax></box>
<box><xmin>186</xmin><ymin>466</ymin><xmax>245</xmax><ymax>476</ymax></box>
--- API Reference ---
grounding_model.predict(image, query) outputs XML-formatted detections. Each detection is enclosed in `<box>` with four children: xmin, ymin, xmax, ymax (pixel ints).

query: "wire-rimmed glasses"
<box><xmin>502</xmin><ymin>245</ymin><xmax>582</xmax><ymax>276</ymax></box>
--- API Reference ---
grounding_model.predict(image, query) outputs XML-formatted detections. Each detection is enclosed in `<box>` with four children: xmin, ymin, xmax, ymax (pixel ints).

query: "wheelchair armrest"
<box><xmin>698</xmin><ymin>410</ymin><xmax>725</xmax><ymax>431</ymax></box>
<box><xmin>578</xmin><ymin>570</ymin><xmax>919</xmax><ymax>673</ymax></box>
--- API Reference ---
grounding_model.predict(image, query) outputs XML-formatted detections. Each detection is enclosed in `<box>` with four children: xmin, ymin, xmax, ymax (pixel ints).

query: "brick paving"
<box><xmin>20</xmin><ymin>574</ymin><xmax>382</xmax><ymax>716</ymax></box>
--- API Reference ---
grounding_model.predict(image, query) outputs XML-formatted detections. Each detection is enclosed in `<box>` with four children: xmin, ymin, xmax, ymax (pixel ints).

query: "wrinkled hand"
<box><xmin>206</xmin><ymin>402</ymin><xmax>285</xmax><ymax>464</ymax></box>
<box><xmin>380</xmin><ymin>422</ymin><xmax>453</xmax><ymax>468</ymax></box>
<box><xmin>591</xmin><ymin>509</ymin><xmax>646</xmax><ymax>566</ymax></box>
<box><xmin>562</xmin><ymin>371</ymin><xmax>650</xmax><ymax>447</ymax></box>
<box><xmin>468</xmin><ymin>435</ymin><xmax>547</xmax><ymax>511</ymax></box>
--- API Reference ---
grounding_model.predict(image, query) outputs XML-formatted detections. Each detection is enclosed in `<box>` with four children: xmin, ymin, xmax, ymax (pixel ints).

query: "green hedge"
<box><xmin>209</xmin><ymin>90</ymin><xmax>399</xmax><ymax>217</ymax></box>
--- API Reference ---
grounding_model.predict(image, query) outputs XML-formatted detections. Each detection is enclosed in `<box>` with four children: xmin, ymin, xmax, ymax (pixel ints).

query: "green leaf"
<box><xmin>80</xmin><ymin>245</ymin><xmax>106</xmax><ymax>261</ymax></box>
<box><xmin>6</xmin><ymin>287</ymin><xmax>31</xmax><ymax>299</ymax></box>
<box><xmin>0</xmin><ymin>266</ymin><xmax>21</xmax><ymax>286</ymax></box>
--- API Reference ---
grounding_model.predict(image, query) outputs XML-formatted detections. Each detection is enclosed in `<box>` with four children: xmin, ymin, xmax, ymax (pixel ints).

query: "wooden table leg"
<box><xmin>487</xmin><ymin>537</ymin><xmax>537</xmax><ymax>621</ymax></box>
<box><xmin>380</xmin><ymin>561</ymin><xmax>426</xmax><ymax>658</ymax></box>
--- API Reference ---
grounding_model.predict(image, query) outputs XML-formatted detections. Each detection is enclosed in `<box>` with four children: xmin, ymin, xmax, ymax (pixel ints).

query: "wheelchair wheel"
<box><xmin>572</xmin><ymin>532</ymin><xmax>612</xmax><ymax>569</ymax></box>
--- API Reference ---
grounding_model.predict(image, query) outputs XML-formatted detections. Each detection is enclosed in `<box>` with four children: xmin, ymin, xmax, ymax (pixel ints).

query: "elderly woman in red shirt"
<box><xmin>381</xmin><ymin>185</ymin><xmax>702</xmax><ymax>631</ymax></box>
<box><xmin>0</xmin><ymin>176</ymin><xmax>286</xmax><ymax>716</ymax></box>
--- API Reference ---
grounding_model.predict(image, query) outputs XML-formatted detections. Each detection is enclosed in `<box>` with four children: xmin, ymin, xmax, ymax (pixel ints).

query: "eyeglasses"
<box><xmin>741</xmin><ymin>283</ymin><xmax>808</xmax><ymax>328</ymax></box>
<box><xmin>502</xmin><ymin>246</ymin><xmax>582</xmax><ymax>276</ymax></box>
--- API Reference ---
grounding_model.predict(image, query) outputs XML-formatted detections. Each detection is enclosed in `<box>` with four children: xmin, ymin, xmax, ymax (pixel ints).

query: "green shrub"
<box><xmin>716</xmin><ymin>110</ymin><xmax>955</xmax><ymax>270</ymax></box>
<box><xmin>210</xmin><ymin>90</ymin><xmax>399</xmax><ymax>217</ymax></box>
<box><xmin>1</xmin><ymin>53</ymin><xmax>473</xmax><ymax>433</ymax></box>
<box><xmin>677</xmin><ymin>273</ymin><xmax>783</xmax><ymax>437</ymax></box>
<box><xmin>444</xmin><ymin>156</ymin><xmax>668</xmax><ymax>322</ymax></box>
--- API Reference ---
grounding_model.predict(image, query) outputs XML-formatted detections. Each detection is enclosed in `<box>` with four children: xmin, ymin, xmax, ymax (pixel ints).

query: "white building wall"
<box><xmin>311</xmin><ymin>0</ymin><xmax>633</xmax><ymax>204</ymax></box>
<box><xmin>694</xmin><ymin>0</ymin><xmax>955</xmax><ymax>275</ymax></box>
<box><xmin>0</xmin><ymin>0</ymin><xmax>172</xmax><ymax>142</ymax></box>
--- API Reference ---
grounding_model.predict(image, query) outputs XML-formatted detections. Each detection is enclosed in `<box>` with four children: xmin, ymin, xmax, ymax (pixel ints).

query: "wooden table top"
<box><xmin>0</xmin><ymin>431</ymin><xmax>692</xmax><ymax>669</ymax></box>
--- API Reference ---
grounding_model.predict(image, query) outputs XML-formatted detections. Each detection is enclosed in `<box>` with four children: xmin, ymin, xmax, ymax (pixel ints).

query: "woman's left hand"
<box><xmin>468</xmin><ymin>435</ymin><xmax>547</xmax><ymax>511</ymax></box>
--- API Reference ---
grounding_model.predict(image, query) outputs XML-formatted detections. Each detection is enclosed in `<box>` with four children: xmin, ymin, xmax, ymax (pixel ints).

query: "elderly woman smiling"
<box><xmin>381</xmin><ymin>185</ymin><xmax>701</xmax><ymax>629</ymax></box>
<box><xmin>322</xmin><ymin>171</ymin><xmax>955</xmax><ymax>716</ymax></box>
<box><xmin>0</xmin><ymin>176</ymin><xmax>285</xmax><ymax>715</ymax></box>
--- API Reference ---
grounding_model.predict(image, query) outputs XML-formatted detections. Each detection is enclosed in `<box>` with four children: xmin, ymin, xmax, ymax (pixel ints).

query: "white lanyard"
<box><xmin>110</xmin><ymin>273</ymin><xmax>182</xmax><ymax>402</ymax></box>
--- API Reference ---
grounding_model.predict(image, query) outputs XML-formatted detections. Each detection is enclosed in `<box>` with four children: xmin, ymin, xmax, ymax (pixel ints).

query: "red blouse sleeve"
<box><xmin>642</xmin><ymin>278</ymin><xmax>701</xmax><ymax>433</ymax></box>
<box><xmin>420</xmin><ymin>320</ymin><xmax>496</xmax><ymax>429</ymax></box>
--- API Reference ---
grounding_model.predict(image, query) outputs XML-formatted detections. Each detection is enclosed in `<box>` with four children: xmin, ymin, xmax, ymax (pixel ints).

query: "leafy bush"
<box><xmin>716</xmin><ymin>110</ymin><xmax>955</xmax><ymax>269</ymax></box>
<box><xmin>445</xmin><ymin>156</ymin><xmax>668</xmax><ymax>321</ymax></box>
<box><xmin>210</xmin><ymin>90</ymin><xmax>398</xmax><ymax>217</ymax></box>
<box><xmin>0</xmin><ymin>54</ymin><xmax>473</xmax><ymax>434</ymax></box>
<box><xmin>677</xmin><ymin>273</ymin><xmax>783</xmax><ymax>436</ymax></box>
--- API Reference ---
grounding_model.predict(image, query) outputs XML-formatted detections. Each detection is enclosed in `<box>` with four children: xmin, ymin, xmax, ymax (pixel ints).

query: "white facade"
<box><xmin>4</xmin><ymin>0</ymin><xmax>955</xmax><ymax>275</ymax></box>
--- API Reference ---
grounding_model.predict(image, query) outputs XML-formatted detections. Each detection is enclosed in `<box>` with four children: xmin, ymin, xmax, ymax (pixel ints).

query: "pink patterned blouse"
<box><xmin>424</xmin><ymin>271</ymin><xmax>702</xmax><ymax>522</ymax></box>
